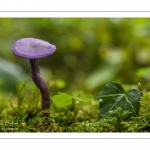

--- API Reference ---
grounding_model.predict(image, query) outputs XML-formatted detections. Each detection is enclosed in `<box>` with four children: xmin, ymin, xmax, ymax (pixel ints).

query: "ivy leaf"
<box><xmin>94</xmin><ymin>82</ymin><xmax>143</xmax><ymax>117</ymax></box>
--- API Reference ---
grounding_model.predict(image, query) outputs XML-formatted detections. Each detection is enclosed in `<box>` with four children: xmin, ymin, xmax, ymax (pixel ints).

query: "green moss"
<box><xmin>1</xmin><ymin>80</ymin><xmax>150</xmax><ymax>132</ymax></box>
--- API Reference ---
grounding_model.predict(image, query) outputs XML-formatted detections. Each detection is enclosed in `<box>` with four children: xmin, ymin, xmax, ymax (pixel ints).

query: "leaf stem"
<box><xmin>72</xmin><ymin>98</ymin><xmax>76</xmax><ymax>131</ymax></box>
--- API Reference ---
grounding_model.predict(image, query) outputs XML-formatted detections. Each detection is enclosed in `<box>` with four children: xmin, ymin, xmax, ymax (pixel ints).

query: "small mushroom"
<box><xmin>12</xmin><ymin>38</ymin><xmax>56</xmax><ymax>117</ymax></box>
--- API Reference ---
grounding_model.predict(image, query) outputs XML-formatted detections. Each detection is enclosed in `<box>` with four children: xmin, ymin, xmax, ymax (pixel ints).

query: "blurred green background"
<box><xmin>1</xmin><ymin>18</ymin><xmax>150</xmax><ymax>94</ymax></box>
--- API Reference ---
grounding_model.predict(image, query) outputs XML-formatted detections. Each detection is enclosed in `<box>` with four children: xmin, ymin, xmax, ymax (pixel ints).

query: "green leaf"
<box><xmin>73</xmin><ymin>96</ymin><xmax>92</xmax><ymax>102</ymax></box>
<box><xmin>52</xmin><ymin>92</ymin><xmax>92</xmax><ymax>106</ymax></box>
<box><xmin>94</xmin><ymin>82</ymin><xmax>143</xmax><ymax>117</ymax></box>
<box><xmin>52</xmin><ymin>93</ymin><xmax>72</xmax><ymax>106</ymax></box>
<box><xmin>57</xmin><ymin>92</ymin><xmax>70</xmax><ymax>96</ymax></box>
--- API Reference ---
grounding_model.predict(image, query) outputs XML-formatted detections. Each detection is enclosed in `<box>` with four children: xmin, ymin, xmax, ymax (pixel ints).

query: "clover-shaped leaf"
<box><xmin>94</xmin><ymin>82</ymin><xmax>143</xmax><ymax>117</ymax></box>
<box><xmin>52</xmin><ymin>92</ymin><xmax>92</xmax><ymax>106</ymax></box>
<box><xmin>52</xmin><ymin>92</ymin><xmax>72</xmax><ymax>106</ymax></box>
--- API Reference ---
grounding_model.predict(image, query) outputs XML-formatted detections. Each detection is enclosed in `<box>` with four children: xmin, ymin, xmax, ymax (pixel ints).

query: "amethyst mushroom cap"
<box><xmin>12</xmin><ymin>38</ymin><xmax>56</xmax><ymax>118</ymax></box>
<box><xmin>12</xmin><ymin>38</ymin><xmax>56</xmax><ymax>59</ymax></box>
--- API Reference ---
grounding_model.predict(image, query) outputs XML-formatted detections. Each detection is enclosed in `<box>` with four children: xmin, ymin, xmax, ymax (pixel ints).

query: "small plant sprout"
<box><xmin>12</xmin><ymin>38</ymin><xmax>56</xmax><ymax>117</ymax></box>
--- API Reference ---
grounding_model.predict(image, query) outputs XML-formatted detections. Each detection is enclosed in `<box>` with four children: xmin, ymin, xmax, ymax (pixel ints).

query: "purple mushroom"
<box><xmin>12</xmin><ymin>38</ymin><xmax>56</xmax><ymax>117</ymax></box>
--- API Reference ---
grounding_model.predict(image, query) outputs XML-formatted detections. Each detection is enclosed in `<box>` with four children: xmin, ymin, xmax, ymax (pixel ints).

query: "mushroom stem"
<box><xmin>29</xmin><ymin>59</ymin><xmax>50</xmax><ymax>117</ymax></box>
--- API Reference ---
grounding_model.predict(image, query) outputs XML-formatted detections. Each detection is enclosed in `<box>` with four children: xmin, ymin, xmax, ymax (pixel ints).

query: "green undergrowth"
<box><xmin>1</xmin><ymin>80</ymin><xmax>150</xmax><ymax>132</ymax></box>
